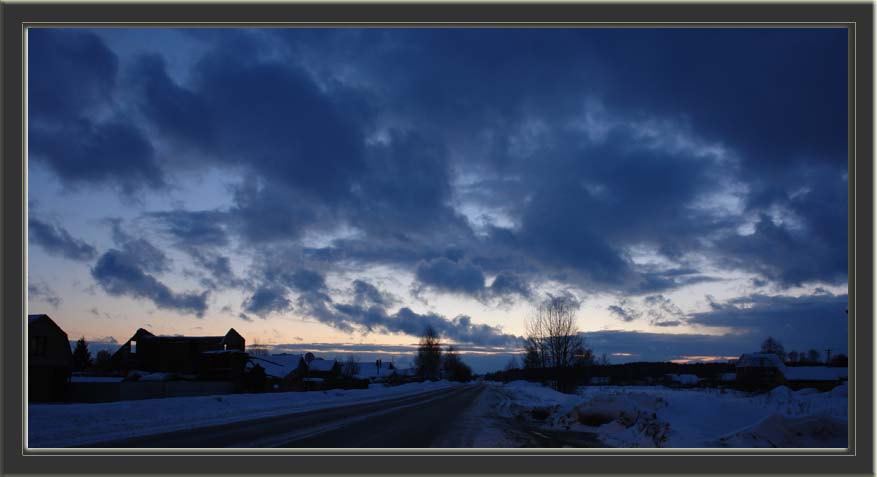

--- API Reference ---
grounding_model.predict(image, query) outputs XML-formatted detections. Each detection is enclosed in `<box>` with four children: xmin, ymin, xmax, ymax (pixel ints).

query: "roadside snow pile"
<box><xmin>501</xmin><ymin>382</ymin><xmax>847</xmax><ymax>448</ymax></box>
<box><xmin>29</xmin><ymin>380</ymin><xmax>459</xmax><ymax>448</ymax></box>
<box><xmin>710</xmin><ymin>414</ymin><xmax>847</xmax><ymax>448</ymax></box>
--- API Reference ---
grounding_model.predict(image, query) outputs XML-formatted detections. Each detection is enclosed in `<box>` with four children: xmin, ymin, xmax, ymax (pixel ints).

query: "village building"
<box><xmin>735</xmin><ymin>353</ymin><xmax>787</xmax><ymax>389</ymax></box>
<box><xmin>28</xmin><ymin>314</ymin><xmax>73</xmax><ymax>402</ymax></box>
<box><xmin>111</xmin><ymin>328</ymin><xmax>247</xmax><ymax>380</ymax></box>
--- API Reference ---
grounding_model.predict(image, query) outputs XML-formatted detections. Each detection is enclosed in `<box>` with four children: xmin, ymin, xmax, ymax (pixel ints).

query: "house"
<box><xmin>735</xmin><ymin>353</ymin><xmax>786</xmax><ymax>390</ymax></box>
<box><xmin>353</xmin><ymin>359</ymin><xmax>397</xmax><ymax>382</ymax></box>
<box><xmin>111</xmin><ymin>328</ymin><xmax>246</xmax><ymax>379</ymax></box>
<box><xmin>28</xmin><ymin>314</ymin><xmax>73</xmax><ymax>402</ymax></box>
<box><xmin>783</xmin><ymin>366</ymin><xmax>848</xmax><ymax>391</ymax></box>
<box><xmin>305</xmin><ymin>357</ymin><xmax>340</xmax><ymax>378</ymax></box>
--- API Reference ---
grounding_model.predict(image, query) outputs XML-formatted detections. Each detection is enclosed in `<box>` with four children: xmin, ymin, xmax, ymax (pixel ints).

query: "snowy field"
<box><xmin>495</xmin><ymin>381</ymin><xmax>848</xmax><ymax>448</ymax></box>
<box><xmin>29</xmin><ymin>380</ymin><xmax>459</xmax><ymax>448</ymax></box>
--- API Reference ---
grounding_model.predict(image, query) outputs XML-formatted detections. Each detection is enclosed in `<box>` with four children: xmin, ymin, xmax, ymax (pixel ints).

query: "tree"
<box><xmin>415</xmin><ymin>326</ymin><xmax>443</xmax><ymax>381</ymax></box>
<box><xmin>341</xmin><ymin>355</ymin><xmax>360</xmax><ymax>378</ymax></box>
<box><xmin>573</xmin><ymin>342</ymin><xmax>595</xmax><ymax>368</ymax></box>
<box><xmin>94</xmin><ymin>349</ymin><xmax>112</xmax><ymax>371</ymax></box>
<box><xmin>787</xmin><ymin>350</ymin><xmax>799</xmax><ymax>364</ymax></box>
<box><xmin>442</xmin><ymin>346</ymin><xmax>473</xmax><ymax>382</ymax></box>
<box><xmin>828</xmin><ymin>353</ymin><xmax>848</xmax><ymax>367</ymax></box>
<box><xmin>807</xmin><ymin>349</ymin><xmax>821</xmax><ymax>364</ymax></box>
<box><xmin>760</xmin><ymin>336</ymin><xmax>786</xmax><ymax>362</ymax></box>
<box><xmin>248</xmin><ymin>338</ymin><xmax>271</xmax><ymax>357</ymax></box>
<box><xmin>72</xmin><ymin>337</ymin><xmax>92</xmax><ymax>371</ymax></box>
<box><xmin>522</xmin><ymin>345</ymin><xmax>541</xmax><ymax>369</ymax></box>
<box><xmin>524</xmin><ymin>295</ymin><xmax>585</xmax><ymax>369</ymax></box>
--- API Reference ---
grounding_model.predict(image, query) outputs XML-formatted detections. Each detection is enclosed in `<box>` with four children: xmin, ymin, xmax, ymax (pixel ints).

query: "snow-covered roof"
<box><xmin>248</xmin><ymin>354</ymin><xmax>302</xmax><ymax>379</ymax></box>
<box><xmin>666</xmin><ymin>374</ymin><xmax>700</xmax><ymax>384</ymax></box>
<box><xmin>784</xmin><ymin>366</ymin><xmax>848</xmax><ymax>381</ymax></box>
<box><xmin>203</xmin><ymin>349</ymin><xmax>247</xmax><ymax>355</ymax></box>
<box><xmin>736</xmin><ymin>353</ymin><xmax>786</xmax><ymax>370</ymax></box>
<box><xmin>307</xmin><ymin>359</ymin><xmax>337</xmax><ymax>372</ymax></box>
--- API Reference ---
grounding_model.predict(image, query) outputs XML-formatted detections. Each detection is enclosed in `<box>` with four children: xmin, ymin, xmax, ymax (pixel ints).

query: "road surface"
<box><xmin>85</xmin><ymin>383</ymin><xmax>602</xmax><ymax>448</ymax></box>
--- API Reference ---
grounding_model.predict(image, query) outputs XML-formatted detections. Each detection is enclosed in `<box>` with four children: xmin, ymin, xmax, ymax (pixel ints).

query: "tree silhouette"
<box><xmin>760</xmin><ymin>336</ymin><xmax>786</xmax><ymax>362</ymax></box>
<box><xmin>72</xmin><ymin>337</ymin><xmax>93</xmax><ymax>371</ymax></box>
<box><xmin>415</xmin><ymin>326</ymin><xmax>442</xmax><ymax>381</ymax></box>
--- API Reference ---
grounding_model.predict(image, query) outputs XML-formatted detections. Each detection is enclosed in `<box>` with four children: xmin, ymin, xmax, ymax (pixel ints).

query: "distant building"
<box><xmin>735</xmin><ymin>353</ymin><xmax>786</xmax><ymax>389</ymax></box>
<box><xmin>28</xmin><ymin>314</ymin><xmax>73</xmax><ymax>402</ymax></box>
<box><xmin>111</xmin><ymin>328</ymin><xmax>246</xmax><ymax>379</ymax></box>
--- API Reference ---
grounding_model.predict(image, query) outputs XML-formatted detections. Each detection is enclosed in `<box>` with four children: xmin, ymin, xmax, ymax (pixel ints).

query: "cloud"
<box><xmin>352</xmin><ymin>279</ymin><xmax>396</xmax><ymax>307</ymax></box>
<box><xmin>108</xmin><ymin>219</ymin><xmax>171</xmax><ymax>274</ymax></box>
<box><xmin>28</xmin><ymin>280</ymin><xmax>61</xmax><ymax>308</ymax></box>
<box><xmin>688</xmin><ymin>292</ymin><xmax>848</xmax><ymax>352</ymax></box>
<box><xmin>91</xmin><ymin>249</ymin><xmax>208</xmax><ymax>317</ymax></box>
<box><xmin>242</xmin><ymin>286</ymin><xmax>292</xmax><ymax>317</ymax></box>
<box><xmin>28</xmin><ymin>217</ymin><xmax>97</xmax><ymax>261</ymax></box>
<box><xmin>238</xmin><ymin>313</ymin><xmax>254</xmax><ymax>322</ymax></box>
<box><xmin>415</xmin><ymin>257</ymin><xmax>485</xmax><ymax>296</ymax></box>
<box><xmin>607</xmin><ymin>299</ymin><xmax>640</xmax><ymax>322</ymax></box>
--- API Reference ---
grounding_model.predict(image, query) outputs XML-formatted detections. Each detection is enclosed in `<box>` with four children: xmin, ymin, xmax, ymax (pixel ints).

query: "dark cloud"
<box><xmin>242</xmin><ymin>286</ymin><xmax>292</xmax><ymax>317</ymax></box>
<box><xmin>146</xmin><ymin>210</ymin><xmax>229</xmax><ymax>248</ymax></box>
<box><xmin>109</xmin><ymin>220</ymin><xmax>171</xmax><ymax>274</ymax></box>
<box><xmin>91</xmin><ymin>249</ymin><xmax>208</xmax><ymax>317</ymax></box>
<box><xmin>487</xmin><ymin>271</ymin><xmax>532</xmax><ymax>300</ymax></box>
<box><xmin>607</xmin><ymin>299</ymin><xmax>640</xmax><ymax>322</ymax></box>
<box><xmin>415</xmin><ymin>257</ymin><xmax>485</xmax><ymax>296</ymax></box>
<box><xmin>687</xmin><ymin>292</ymin><xmax>848</xmax><ymax>352</ymax></box>
<box><xmin>28</xmin><ymin>217</ymin><xmax>97</xmax><ymax>261</ymax></box>
<box><xmin>352</xmin><ymin>279</ymin><xmax>396</xmax><ymax>307</ymax></box>
<box><xmin>238</xmin><ymin>313</ymin><xmax>254</xmax><ymax>323</ymax></box>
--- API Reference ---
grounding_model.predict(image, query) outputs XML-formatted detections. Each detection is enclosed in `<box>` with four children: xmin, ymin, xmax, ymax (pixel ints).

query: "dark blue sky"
<box><xmin>27</xmin><ymin>28</ymin><xmax>849</xmax><ymax>371</ymax></box>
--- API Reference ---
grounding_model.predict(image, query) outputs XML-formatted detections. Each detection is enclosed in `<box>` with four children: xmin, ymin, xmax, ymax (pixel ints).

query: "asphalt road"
<box><xmin>84</xmin><ymin>383</ymin><xmax>603</xmax><ymax>448</ymax></box>
<box><xmin>86</xmin><ymin>384</ymin><xmax>487</xmax><ymax>448</ymax></box>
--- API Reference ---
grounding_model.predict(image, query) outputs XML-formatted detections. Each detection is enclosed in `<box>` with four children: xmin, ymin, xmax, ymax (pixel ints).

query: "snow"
<box><xmin>665</xmin><ymin>374</ymin><xmax>700</xmax><ymax>385</ymax></box>
<box><xmin>71</xmin><ymin>377</ymin><xmax>124</xmax><ymax>383</ymax></box>
<box><xmin>498</xmin><ymin>381</ymin><xmax>848</xmax><ymax>448</ymax></box>
<box><xmin>29</xmin><ymin>380</ymin><xmax>461</xmax><ymax>448</ymax></box>
<box><xmin>249</xmin><ymin>354</ymin><xmax>302</xmax><ymax>379</ymax></box>
<box><xmin>308</xmin><ymin>359</ymin><xmax>337</xmax><ymax>372</ymax></box>
<box><xmin>784</xmin><ymin>366</ymin><xmax>848</xmax><ymax>381</ymax></box>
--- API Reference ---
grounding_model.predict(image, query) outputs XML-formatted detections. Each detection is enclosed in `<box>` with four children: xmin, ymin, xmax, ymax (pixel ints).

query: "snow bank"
<box><xmin>712</xmin><ymin>414</ymin><xmax>847</xmax><ymax>448</ymax></box>
<box><xmin>29</xmin><ymin>380</ymin><xmax>459</xmax><ymax>448</ymax></box>
<box><xmin>500</xmin><ymin>381</ymin><xmax>847</xmax><ymax>448</ymax></box>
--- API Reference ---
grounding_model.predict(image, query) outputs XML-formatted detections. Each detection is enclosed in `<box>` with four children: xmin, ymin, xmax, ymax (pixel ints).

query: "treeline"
<box><xmin>414</xmin><ymin>327</ymin><xmax>474</xmax><ymax>382</ymax></box>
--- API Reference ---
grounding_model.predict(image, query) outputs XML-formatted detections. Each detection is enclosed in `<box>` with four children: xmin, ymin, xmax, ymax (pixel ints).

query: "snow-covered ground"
<box><xmin>495</xmin><ymin>381</ymin><xmax>848</xmax><ymax>448</ymax></box>
<box><xmin>29</xmin><ymin>380</ymin><xmax>459</xmax><ymax>448</ymax></box>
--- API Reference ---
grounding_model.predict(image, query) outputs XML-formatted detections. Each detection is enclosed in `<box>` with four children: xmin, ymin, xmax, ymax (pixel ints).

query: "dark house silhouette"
<box><xmin>28</xmin><ymin>314</ymin><xmax>73</xmax><ymax>402</ymax></box>
<box><xmin>112</xmin><ymin>328</ymin><xmax>246</xmax><ymax>379</ymax></box>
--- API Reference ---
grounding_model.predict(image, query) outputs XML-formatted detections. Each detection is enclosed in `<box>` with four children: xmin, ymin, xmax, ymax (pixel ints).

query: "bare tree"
<box><xmin>524</xmin><ymin>295</ymin><xmax>585</xmax><ymax>369</ymax></box>
<box><xmin>341</xmin><ymin>354</ymin><xmax>361</xmax><ymax>378</ymax></box>
<box><xmin>248</xmin><ymin>338</ymin><xmax>271</xmax><ymax>357</ymax></box>
<box><xmin>415</xmin><ymin>326</ymin><xmax>443</xmax><ymax>381</ymax></box>
<box><xmin>760</xmin><ymin>336</ymin><xmax>786</xmax><ymax>362</ymax></box>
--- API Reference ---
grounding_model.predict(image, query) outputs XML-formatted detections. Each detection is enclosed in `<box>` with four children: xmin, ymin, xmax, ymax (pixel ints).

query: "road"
<box><xmin>85</xmin><ymin>383</ymin><xmax>603</xmax><ymax>448</ymax></box>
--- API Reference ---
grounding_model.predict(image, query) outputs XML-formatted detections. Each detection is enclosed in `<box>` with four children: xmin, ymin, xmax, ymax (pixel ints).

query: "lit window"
<box><xmin>130</xmin><ymin>340</ymin><xmax>137</xmax><ymax>353</ymax></box>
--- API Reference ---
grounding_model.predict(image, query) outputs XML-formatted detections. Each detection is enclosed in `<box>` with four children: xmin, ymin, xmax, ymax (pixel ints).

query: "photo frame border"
<box><xmin>2</xmin><ymin>2</ymin><xmax>872</xmax><ymax>475</ymax></box>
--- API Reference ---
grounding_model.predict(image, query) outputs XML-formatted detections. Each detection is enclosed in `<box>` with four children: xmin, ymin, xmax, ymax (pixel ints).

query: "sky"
<box><xmin>26</xmin><ymin>28</ymin><xmax>849</xmax><ymax>373</ymax></box>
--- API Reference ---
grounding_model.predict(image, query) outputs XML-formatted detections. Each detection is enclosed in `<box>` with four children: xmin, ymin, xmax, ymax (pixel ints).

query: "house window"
<box><xmin>223</xmin><ymin>343</ymin><xmax>228</xmax><ymax>351</ymax></box>
<box><xmin>130</xmin><ymin>340</ymin><xmax>137</xmax><ymax>353</ymax></box>
<box><xmin>30</xmin><ymin>336</ymin><xmax>47</xmax><ymax>357</ymax></box>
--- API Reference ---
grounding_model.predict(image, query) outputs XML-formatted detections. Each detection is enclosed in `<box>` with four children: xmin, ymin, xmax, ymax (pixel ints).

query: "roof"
<box><xmin>352</xmin><ymin>362</ymin><xmax>397</xmax><ymax>380</ymax></box>
<box><xmin>307</xmin><ymin>359</ymin><xmax>337</xmax><ymax>372</ymax></box>
<box><xmin>736</xmin><ymin>353</ymin><xmax>786</xmax><ymax>370</ymax></box>
<box><xmin>28</xmin><ymin>314</ymin><xmax>70</xmax><ymax>338</ymax></box>
<box><xmin>784</xmin><ymin>366</ymin><xmax>848</xmax><ymax>381</ymax></box>
<box><xmin>248</xmin><ymin>354</ymin><xmax>303</xmax><ymax>378</ymax></box>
